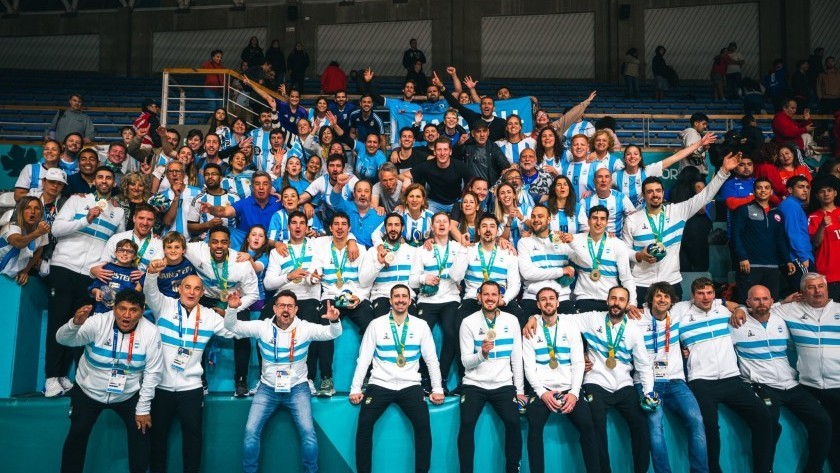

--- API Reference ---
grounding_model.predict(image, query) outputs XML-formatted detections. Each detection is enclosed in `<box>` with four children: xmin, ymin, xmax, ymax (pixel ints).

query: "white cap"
<box><xmin>43</xmin><ymin>168</ymin><xmax>67</xmax><ymax>184</ymax></box>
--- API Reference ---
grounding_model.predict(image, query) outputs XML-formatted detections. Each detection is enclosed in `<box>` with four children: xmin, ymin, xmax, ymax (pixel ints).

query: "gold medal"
<box><xmin>293</xmin><ymin>278</ymin><xmax>303</xmax><ymax>284</ymax></box>
<box><xmin>605</xmin><ymin>356</ymin><xmax>617</xmax><ymax>369</ymax></box>
<box><xmin>384</xmin><ymin>252</ymin><xmax>396</xmax><ymax>265</ymax></box>
<box><xmin>95</xmin><ymin>199</ymin><xmax>108</xmax><ymax>210</ymax></box>
<box><xmin>219</xmin><ymin>289</ymin><xmax>229</xmax><ymax>302</ymax></box>
<box><xmin>482</xmin><ymin>271</ymin><xmax>490</xmax><ymax>282</ymax></box>
<box><xmin>336</xmin><ymin>276</ymin><xmax>344</xmax><ymax>288</ymax></box>
<box><xmin>396</xmin><ymin>354</ymin><xmax>406</xmax><ymax>367</ymax></box>
<box><xmin>590</xmin><ymin>269</ymin><xmax>601</xmax><ymax>282</ymax></box>
<box><xmin>549</xmin><ymin>358</ymin><xmax>559</xmax><ymax>369</ymax></box>
<box><xmin>485</xmin><ymin>329</ymin><xmax>497</xmax><ymax>341</ymax></box>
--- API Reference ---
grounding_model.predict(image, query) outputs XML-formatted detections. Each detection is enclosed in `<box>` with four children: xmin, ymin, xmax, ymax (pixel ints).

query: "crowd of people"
<box><xmin>8</xmin><ymin>52</ymin><xmax>840</xmax><ymax>473</ymax></box>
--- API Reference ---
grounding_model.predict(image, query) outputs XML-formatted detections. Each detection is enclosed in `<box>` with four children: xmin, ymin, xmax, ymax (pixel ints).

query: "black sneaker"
<box><xmin>234</xmin><ymin>379</ymin><xmax>249</xmax><ymax>398</ymax></box>
<box><xmin>450</xmin><ymin>384</ymin><xmax>464</xmax><ymax>396</ymax></box>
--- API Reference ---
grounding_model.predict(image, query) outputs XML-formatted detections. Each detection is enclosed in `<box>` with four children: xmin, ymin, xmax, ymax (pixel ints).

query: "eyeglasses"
<box><xmin>167</xmin><ymin>169</ymin><xmax>184</xmax><ymax>175</ymax></box>
<box><xmin>116</xmin><ymin>248</ymin><xmax>136</xmax><ymax>254</ymax></box>
<box><xmin>275</xmin><ymin>303</ymin><xmax>295</xmax><ymax>309</ymax></box>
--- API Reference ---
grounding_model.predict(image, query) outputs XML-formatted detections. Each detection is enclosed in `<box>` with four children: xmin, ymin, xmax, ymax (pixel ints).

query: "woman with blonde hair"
<box><xmin>587</xmin><ymin>129</ymin><xmax>624</xmax><ymax>172</ymax></box>
<box><xmin>0</xmin><ymin>196</ymin><xmax>51</xmax><ymax>284</ymax></box>
<box><xmin>118</xmin><ymin>172</ymin><xmax>152</xmax><ymax>230</ymax></box>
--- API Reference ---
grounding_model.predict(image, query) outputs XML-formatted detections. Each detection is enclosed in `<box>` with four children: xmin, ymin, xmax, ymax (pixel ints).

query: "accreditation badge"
<box><xmin>107</xmin><ymin>369</ymin><xmax>127</xmax><ymax>394</ymax></box>
<box><xmin>172</xmin><ymin>347</ymin><xmax>191</xmax><ymax>371</ymax></box>
<box><xmin>275</xmin><ymin>368</ymin><xmax>292</xmax><ymax>393</ymax></box>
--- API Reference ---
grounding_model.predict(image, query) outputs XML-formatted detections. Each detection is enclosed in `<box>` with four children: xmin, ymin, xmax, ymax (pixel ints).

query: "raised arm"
<box><xmin>659</xmin><ymin>133</ymin><xmax>717</xmax><ymax>170</ymax></box>
<box><xmin>550</xmin><ymin>91</ymin><xmax>596</xmax><ymax>134</ymax></box>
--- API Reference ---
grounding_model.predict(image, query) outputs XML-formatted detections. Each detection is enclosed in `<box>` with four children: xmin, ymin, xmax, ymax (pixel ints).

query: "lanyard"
<box><xmin>331</xmin><ymin>244</ymin><xmax>348</xmax><ymax>278</ymax></box>
<box><xmin>646</xmin><ymin>210</ymin><xmax>666</xmax><ymax>244</ymax></box>
<box><xmin>477</xmin><ymin>246</ymin><xmax>497</xmax><ymax>281</ymax></box>
<box><xmin>541</xmin><ymin>320</ymin><xmax>559</xmax><ymax>361</ymax></box>
<box><xmin>112</xmin><ymin>327</ymin><xmax>135</xmax><ymax>368</ymax></box>
<box><xmin>384</xmin><ymin>241</ymin><xmax>401</xmax><ymax>253</ymax></box>
<box><xmin>433</xmin><ymin>242</ymin><xmax>449</xmax><ymax>276</ymax></box>
<box><xmin>177</xmin><ymin>303</ymin><xmax>201</xmax><ymax>349</ymax></box>
<box><xmin>652</xmin><ymin>315</ymin><xmax>671</xmax><ymax>355</ymax></box>
<box><xmin>484</xmin><ymin>313</ymin><xmax>497</xmax><ymax>332</ymax></box>
<box><xmin>272</xmin><ymin>326</ymin><xmax>297</xmax><ymax>363</ymax></box>
<box><xmin>288</xmin><ymin>240</ymin><xmax>307</xmax><ymax>269</ymax></box>
<box><xmin>211</xmin><ymin>256</ymin><xmax>229</xmax><ymax>290</ymax></box>
<box><xmin>605</xmin><ymin>316</ymin><xmax>627</xmax><ymax>359</ymax></box>
<box><xmin>132</xmin><ymin>233</ymin><xmax>151</xmax><ymax>266</ymax></box>
<box><xmin>389</xmin><ymin>314</ymin><xmax>409</xmax><ymax>357</ymax></box>
<box><xmin>587</xmin><ymin>235</ymin><xmax>606</xmax><ymax>270</ymax></box>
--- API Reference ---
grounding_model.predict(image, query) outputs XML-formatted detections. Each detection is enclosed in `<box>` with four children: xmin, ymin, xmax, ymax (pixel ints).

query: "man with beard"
<box><xmin>398</xmin><ymin>138</ymin><xmax>473</xmax><ymax>213</ymax></box>
<box><xmin>248</xmin><ymin>109</ymin><xmax>281</xmax><ymax>172</ymax></box>
<box><xmin>128</xmin><ymin>126</ymin><xmax>180</xmax><ymax>167</ymax></box>
<box><xmin>387</xmin><ymin>128</ymin><xmax>429</xmax><ymax>174</ymax></box>
<box><xmin>568</xmin><ymin>205</ymin><xmax>636</xmax><ymax>312</ymax></box>
<box><xmin>359</xmin><ymin>213</ymin><xmax>418</xmax><ymax>317</ymax></box>
<box><xmin>730</xmin><ymin>284</ymin><xmax>831</xmax><ymax>473</ymax></box>
<box><xmin>188</xmin><ymin>164</ymin><xmax>239</xmax><ymax>241</ymax></box>
<box><xmin>460</xmin><ymin>214</ymin><xmax>522</xmax><ymax>322</ymax></box>
<box><xmin>676</xmin><ymin>277</ymin><xmax>773</xmax><ymax>473</ymax></box>
<box><xmin>92</xmin><ymin>203</ymin><xmax>163</xmax><ymax>278</ymax></box>
<box><xmin>517</xmin><ymin>205</ymin><xmax>576</xmax><ymax>317</ymax></box>
<box><xmin>195</xmin><ymin>133</ymin><xmax>229</xmax><ymax>180</ymax></box>
<box><xmin>263</xmin><ymin>212</ymin><xmax>325</xmax><ymax>396</ymax></box>
<box><xmin>299</xmin><ymin>154</ymin><xmax>358</xmax><ymax>220</ymax></box>
<box><xmin>148</xmin><ymin>161</ymin><xmax>202</xmax><ymax>238</ymax></box>
<box><xmin>349</xmin><ymin>284</ymin><xmax>445</xmax><ymax>473</ymax></box>
<box><xmin>64</xmin><ymin>148</ymin><xmax>98</xmax><ymax>196</ymax></box>
<box><xmin>328</xmin><ymin>90</ymin><xmax>356</xmax><ymax>131</ymax></box>
<box><xmin>329</xmin><ymin>175</ymin><xmax>385</xmax><ymax>248</ymax></box>
<box><xmin>45</xmin><ymin>166</ymin><xmax>125</xmax><ymax>398</ymax></box>
<box><xmin>627</xmin><ymin>282</ymin><xmax>709</xmax><ymax>473</ymax></box>
<box><xmin>452</xmin><ymin>121</ymin><xmax>511</xmax><ymax>185</ymax></box>
<box><xmin>732</xmin><ymin>273</ymin><xmax>840</xmax><ymax>471</ymax></box>
<box><xmin>362</xmin><ymin>68</ymin><xmax>422</xmax><ymax>147</ymax></box>
<box><xmin>58</xmin><ymin>132</ymin><xmax>82</xmax><ymax>175</ymax></box>
<box><xmin>55</xmin><ymin>291</ymin><xmax>162</xmax><ymax>473</ymax></box>
<box><xmin>623</xmin><ymin>151</ymin><xmax>740</xmax><ymax>304</ymax></box>
<box><xmin>143</xmin><ymin>270</ymin><xmax>235</xmax><ymax>473</ymax></box>
<box><xmin>458</xmin><ymin>281</ymin><xmax>525</xmax><ymax>473</ymax></box>
<box><xmin>409</xmin><ymin>211</ymin><xmax>469</xmax><ymax>394</ymax></box>
<box><xmin>225</xmin><ymin>290</ymin><xmax>342</xmax><ymax>473</ymax></box>
<box><xmin>348</xmin><ymin>94</ymin><xmax>385</xmax><ymax>145</ymax></box>
<box><xmin>435</xmin><ymin>75</ymin><xmax>506</xmax><ymax>142</ymax></box>
<box><xmin>185</xmin><ymin>225</ymin><xmax>258</xmax><ymax>314</ymax></box>
<box><xmin>523</xmin><ymin>287</ymin><xmax>601</xmax><ymax>473</ymax></box>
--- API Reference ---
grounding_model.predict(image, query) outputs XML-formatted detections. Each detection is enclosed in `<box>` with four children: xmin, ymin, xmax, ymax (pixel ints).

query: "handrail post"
<box><xmin>179</xmin><ymin>89</ymin><xmax>186</xmax><ymax>125</ymax></box>
<box><xmin>161</xmin><ymin>71</ymin><xmax>170</xmax><ymax>126</ymax></box>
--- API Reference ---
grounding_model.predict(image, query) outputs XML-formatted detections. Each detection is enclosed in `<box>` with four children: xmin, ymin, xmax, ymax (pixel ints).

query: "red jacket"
<box><xmin>320</xmin><ymin>65</ymin><xmax>347</xmax><ymax>94</ymax></box>
<box><xmin>201</xmin><ymin>60</ymin><xmax>225</xmax><ymax>87</ymax></box>
<box><xmin>772</xmin><ymin>111</ymin><xmax>811</xmax><ymax>149</ymax></box>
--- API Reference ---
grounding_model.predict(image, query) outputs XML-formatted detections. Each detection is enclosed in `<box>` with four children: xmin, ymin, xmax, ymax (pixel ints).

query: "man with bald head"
<box><xmin>143</xmin><ymin>262</ymin><xmax>235</xmax><ymax>473</ymax></box>
<box><xmin>731</xmin><ymin>284</ymin><xmax>831</xmax><ymax>473</ymax></box>
<box><xmin>733</xmin><ymin>273</ymin><xmax>840</xmax><ymax>470</ymax></box>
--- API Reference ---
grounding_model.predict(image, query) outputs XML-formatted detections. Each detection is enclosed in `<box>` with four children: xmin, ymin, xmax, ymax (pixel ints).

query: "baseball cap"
<box><xmin>471</xmin><ymin>120</ymin><xmax>490</xmax><ymax>131</ymax></box>
<box><xmin>43</xmin><ymin>168</ymin><xmax>67</xmax><ymax>184</ymax></box>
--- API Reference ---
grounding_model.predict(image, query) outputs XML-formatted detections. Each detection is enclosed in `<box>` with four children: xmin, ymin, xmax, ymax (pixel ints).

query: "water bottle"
<box><xmin>101</xmin><ymin>285</ymin><xmax>116</xmax><ymax>308</ymax></box>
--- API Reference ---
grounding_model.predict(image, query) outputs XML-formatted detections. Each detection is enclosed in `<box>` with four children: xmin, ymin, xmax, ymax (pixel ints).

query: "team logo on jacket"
<box><xmin>835</xmin><ymin>314</ymin><xmax>840</xmax><ymax>320</ymax></box>
<box><xmin>774</xmin><ymin>214</ymin><xmax>781</xmax><ymax>222</ymax></box>
<box><xmin>747</xmin><ymin>330</ymin><xmax>755</xmax><ymax>337</ymax></box>
<box><xmin>778</xmin><ymin>326</ymin><xmax>784</xmax><ymax>333</ymax></box>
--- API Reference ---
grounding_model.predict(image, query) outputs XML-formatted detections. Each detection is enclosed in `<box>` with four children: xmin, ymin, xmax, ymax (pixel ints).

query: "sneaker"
<box><xmin>44</xmin><ymin>378</ymin><xmax>64</xmax><ymax>398</ymax></box>
<box><xmin>234</xmin><ymin>379</ymin><xmax>249</xmax><ymax>398</ymax></box>
<box><xmin>308</xmin><ymin>379</ymin><xmax>317</xmax><ymax>395</ymax></box>
<box><xmin>202</xmin><ymin>378</ymin><xmax>209</xmax><ymax>397</ymax></box>
<box><xmin>58</xmin><ymin>377</ymin><xmax>74</xmax><ymax>392</ymax></box>
<box><xmin>318</xmin><ymin>377</ymin><xmax>336</xmax><ymax>397</ymax></box>
<box><xmin>450</xmin><ymin>384</ymin><xmax>463</xmax><ymax>396</ymax></box>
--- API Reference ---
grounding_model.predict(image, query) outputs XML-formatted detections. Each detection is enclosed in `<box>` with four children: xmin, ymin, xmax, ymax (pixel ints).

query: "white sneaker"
<box><xmin>308</xmin><ymin>379</ymin><xmax>316</xmax><ymax>395</ymax></box>
<box><xmin>58</xmin><ymin>377</ymin><xmax>74</xmax><ymax>392</ymax></box>
<box><xmin>44</xmin><ymin>378</ymin><xmax>64</xmax><ymax>398</ymax></box>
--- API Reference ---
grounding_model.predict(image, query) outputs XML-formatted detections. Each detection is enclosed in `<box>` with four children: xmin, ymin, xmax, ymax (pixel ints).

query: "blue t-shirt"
<box><xmin>88</xmin><ymin>263</ymin><xmax>139</xmax><ymax>314</ymax></box>
<box><xmin>156</xmin><ymin>259</ymin><xmax>197</xmax><ymax>299</ymax></box>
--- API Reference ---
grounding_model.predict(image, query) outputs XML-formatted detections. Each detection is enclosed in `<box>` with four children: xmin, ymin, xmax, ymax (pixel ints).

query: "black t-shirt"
<box><xmin>391</xmin><ymin>147</ymin><xmax>432</xmax><ymax>173</ymax></box>
<box><xmin>411</xmin><ymin>159</ymin><xmax>472</xmax><ymax>205</ymax></box>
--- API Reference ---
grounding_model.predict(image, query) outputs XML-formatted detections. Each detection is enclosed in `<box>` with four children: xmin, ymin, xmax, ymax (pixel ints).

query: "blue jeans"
<box><xmin>637</xmin><ymin>380</ymin><xmax>709</xmax><ymax>473</ymax></box>
<box><xmin>243</xmin><ymin>382</ymin><xmax>318</xmax><ymax>473</ymax></box>
<box><xmin>427</xmin><ymin>199</ymin><xmax>454</xmax><ymax>214</ymax></box>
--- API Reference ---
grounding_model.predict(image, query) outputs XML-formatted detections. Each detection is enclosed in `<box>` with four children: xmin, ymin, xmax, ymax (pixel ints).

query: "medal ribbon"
<box><xmin>605</xmin><ymin>315</ymin><xmax>627</xmax><ymax>361</ymax></box>
<box><xmin>433</xmin><ymin>242</ymin><xmax>449</xmax><ymax>276</ymax></box>
<box><xmin>477</xmin><ymin>246</ymin><xmax>497</xmax><ymax>281</ymax></box>
<box><xmin>112</xmin><ymin>327</ymin><xmax>135</xmax><ymax>369</ymax></box>
<box><xmin>331</xmin><ymin>244</ymin><xmax>348</xmax><ymax>281</ymax></box>
<box><xmin>541</xmin><ymin>319</ymin><xmax>559</xmax><ymax>364</ymax></box>
<box><xmin>651</xmin><ymin>315</ymin><xmax>671</xmax><ymax>355</ymax></box>
<box><xmin>272</xmin><ymin>326</ymin><xmax>297</xmax><ymax>363</ymax></box>
<box><xmin>211</xmin><ymin>255</ymin><xmax>229</xmax><ymax>291</ymax></box>
<box><xmin>484</xmin><ymin>313</ymin><xmax>497</xmax><ymax>332</ymax></box>
<box><xmin>646</xmin><ymin>210</ymin><xmax>666</xmax><ymax>244</ymax></box>
<box><xmin>132</xmin><ymin>233</ymin><xmax>151</xmax><ymax>266</ymax></box>
<box><xmin>587</xmin><ymin>235</ymin><xmax>606</xmax><ymax>271</ymax></box>
<box><xmin>177</xmin><ymin>303</ymin><xmax>202</xmax><ymax>349</ymax></box>
<box><xmin>288</xmin><ymin>239</ymin><xmax>307</xmax><ymax>270</ymax></box>
<box><xmin>389</xmin><ymin>313</ymin><xmax>409</xmax><ymax>361</ymax></box>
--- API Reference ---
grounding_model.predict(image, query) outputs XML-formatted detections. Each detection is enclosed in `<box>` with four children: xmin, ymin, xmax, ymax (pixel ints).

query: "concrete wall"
<box><xmin>0</xmin><ymin>0</ymin><xmax>814</xmax><ymax>81</ymax></box>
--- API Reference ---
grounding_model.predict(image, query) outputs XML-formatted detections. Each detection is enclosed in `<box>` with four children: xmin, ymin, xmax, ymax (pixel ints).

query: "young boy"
<box><xmin>155</xmin><ymin>232</ymin><xmax>196</xmax><ymax>298</ymax></box>
<box><xmin>89</xmin><ymin>239</ymin><xmax>142</xmax><ymax>314</ymax></box>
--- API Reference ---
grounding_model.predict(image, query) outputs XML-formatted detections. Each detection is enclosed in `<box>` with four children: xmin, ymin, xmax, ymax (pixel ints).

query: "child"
<box><xmin>155</xmin><ymin>232</ymin><xmax>196</xmax><ymax>298</ymax></box>
<box><xmin>89</xmin><ymin>239</ymin><xmax>142</xmax><ymax>313</ymax></box>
